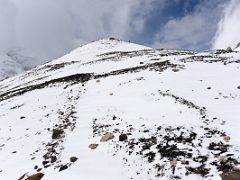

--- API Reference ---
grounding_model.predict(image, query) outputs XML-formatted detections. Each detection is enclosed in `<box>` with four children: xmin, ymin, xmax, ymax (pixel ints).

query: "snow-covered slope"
<box><xmin>0</xmin><ymin>38</ymin><xmax>240</xmax><ymax>180</ymax></box>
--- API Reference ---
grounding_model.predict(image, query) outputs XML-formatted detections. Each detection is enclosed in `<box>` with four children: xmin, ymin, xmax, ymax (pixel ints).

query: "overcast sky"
<box><xmin>0</xmin><ymin>0</ymin><xmax>239</xmax><ymax>65</ymax></box>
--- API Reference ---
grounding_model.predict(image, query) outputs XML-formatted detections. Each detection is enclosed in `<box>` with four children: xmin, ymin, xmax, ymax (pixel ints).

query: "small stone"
<box><xmin>44</xmin><ymin>164</ymin><xmax>50</xmax><ymax>169</ymax></box>
<box><xmin>100</xmin><ymin>132</ymin><xmax>115</xmax><ymax>142</ymax></box>
<box><xmin>37</xmin><ymin>168</ymin><xmax>42</xmax><ymax>172</ymax></box>
<box><xmin>172</xmin><ymin>68</ymin><xmax>179</xmax><ymax>72</ymax></box>
<box><xmin>119</xmin><ymin>134</ymin><xmax>128</xmax><ymax>141</ymax></box>
<box><xmin>70</xmin><ymin>156</ymin><xmax>78</xmax><ymax>162</ymax></box>
<box><xmin>59</xmin><ymin>165</ymin><xmax>68</xmax><ymax>172</ymax></box>
<box><xmin>170</xmin><ymin>159</ymin><xmax>177</xmax><ymax>167</ymax></box>
<box><xmin>237</xmin><ymin>86</ymin><xmax>240</xmax><ymax>89</ymax></box>
<box><xmin>88</xmin><ymin>144</ymin><xmax>98</xmax><ymax>150</ymax></box>
<box><xmin>34</xmin><ymin>165</ymin><xmax>38</xmax><ymax>170</ymax></box>
<box><xmin>223</xmin><ymin>135</ymin><xmax>231</xmax><ymax>143</ymax></box>
<box><xmin>96</xmin><ymin>79</ymin><xmax>100</xmax><ymax>83</ymax></box>
<box><xmin>42</xmin><ymin>160</ymin><xmax>49</xmax><ymax>166</ymax></box>
<box><xmin>207</xmin><ymin>87</ymin><xmax>211</xmax><ymax>90</ymax></box>
<box><xmin>20</xmin><ymin>116</ymin><xmax>26</xmax><ymax>119</ymax></box>
<box><xmin>109</xmin><ymin>93</ymin><xmax>114</xmax><ymax>96</ymax></box>
<box><xmin>50</xmin><ymin>156</ymin><xmax>57</xmax><ymax>163</ymax></box>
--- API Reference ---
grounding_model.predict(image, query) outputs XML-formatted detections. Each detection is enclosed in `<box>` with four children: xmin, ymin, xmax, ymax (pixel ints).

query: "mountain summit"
<box><xmin>0</xmin><ymin>38</ymin><xmax>240</xmax><ymax>180</ymax></box>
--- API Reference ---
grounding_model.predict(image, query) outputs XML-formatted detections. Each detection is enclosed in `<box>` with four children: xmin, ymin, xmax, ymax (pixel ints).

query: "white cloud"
<box><xmin>0</xmin><ymin>0</ymin><xmax>154</xmax><ymax>66</ymax></box>
<box><xmin>152</xmin><ymin>1</ymin><xmax>226</xmax><ymax>51</ymax></box>
<box><xmin>212</xmin><ymin>0</ymin><xmax>240</xmax><ymax>49</ymax></box>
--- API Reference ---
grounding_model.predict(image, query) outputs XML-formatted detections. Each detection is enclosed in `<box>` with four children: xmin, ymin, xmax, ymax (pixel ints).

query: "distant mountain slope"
<box><xmin>0</xmin><ymin>48</ymin><xmax>40</xmax><ymax>81</ymax></box>
<box><xmin>0</xmin><ymin>38</ymin><xmax>240</xmax><ymax>180</ymax></box>
<box><xmin>0</xmin><ymin>52</ymin><xmax>24</xmax><ymax>81</ymax></box>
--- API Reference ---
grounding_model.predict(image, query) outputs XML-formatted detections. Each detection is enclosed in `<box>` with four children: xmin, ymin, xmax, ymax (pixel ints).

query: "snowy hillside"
<box><xmin>0</xmin><ymin>38</ymin><xmax>240</xmax><ymax>180</ymax></box>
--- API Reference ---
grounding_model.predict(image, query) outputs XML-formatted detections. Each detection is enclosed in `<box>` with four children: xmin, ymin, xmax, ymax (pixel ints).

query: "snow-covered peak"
<box><xmin>50</xmin><ymin>38</ymin><xmax>151</xmax><ymax>64</ymax></box>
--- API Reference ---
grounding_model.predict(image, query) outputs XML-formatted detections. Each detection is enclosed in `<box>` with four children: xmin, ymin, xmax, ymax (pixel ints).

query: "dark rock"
<box><xmin>42</xmin><ymin>160</ymin><xmax>49</xmax><ymax>166</ymax></box>
<box><xmin>172</xmin><ymin>68</ymin><xmax>179</xmax><ymax>72</ymax></box>
<box><xmin>50</xmin><ymin>156</ymin><xmax>57</xmax><ymax>163</ymax></box>
<box><xmin>34</xmin><ymin>165</ymin><xmax>38</xmax><ymax>170</ymax></box>
<box><xmin>59</xmin><ymin>165</ymin><xmax>68</xmax><ymax>172</ymax></box>
<box><xmin>20</xmin><ymin>116</ymin><xmax>26</xmax><ymax>119</ymax></box>
<box><xmin>119</xmin><ymin>134</ymin><xmax>128</xmax><ymax>141</ymax></box>
<box><xmin>43</xmin><ymin>164</ymin><xmax>51</xmax><ymax>168</ymax></box>
<box><xmin>70</xmin><ymin>156</ymin><xmax>78</xmax><ymax>163</ymax></box>
<box><xmin>186</xmin><ymin>165</ymin><xmax>210</xmax><ymax>177</ymax></box>
<box><xmin>52</xmin><ymin>128</ymin><xmax>64</xmax><ymax>139</ymax></box>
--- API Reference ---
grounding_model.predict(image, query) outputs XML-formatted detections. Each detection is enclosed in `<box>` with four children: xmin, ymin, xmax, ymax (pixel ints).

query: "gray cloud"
<box><xmin>0</xmin><ymin>0</ymin><xmax>16</xmax><ymax>51</ymax></box>
<box><xmin>0</xmin><ymin>0</ymin><xmax>154</xmax><ymax>66</ymax></box>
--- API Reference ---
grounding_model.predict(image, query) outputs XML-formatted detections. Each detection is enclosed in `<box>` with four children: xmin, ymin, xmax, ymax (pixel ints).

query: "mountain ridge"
<box><xmin>0</xmin><ymin>38</ymin><xmax>240</xmax><ymax>180</ymax></box>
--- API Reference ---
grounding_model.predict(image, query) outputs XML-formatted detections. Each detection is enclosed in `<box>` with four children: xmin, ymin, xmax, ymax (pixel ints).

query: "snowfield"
<box><xmin>0</xmin><ymin>38</ymin><xmax>240</xmax><ymax>180</ymax></box>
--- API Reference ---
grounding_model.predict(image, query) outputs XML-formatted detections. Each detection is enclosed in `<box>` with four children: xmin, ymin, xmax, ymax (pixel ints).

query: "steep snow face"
<box><xmin>0</xmin><ymin>52</ymin><xmax>24</xmax><ymax>81</ymax></box>
<box><xmin>0</xmin><ymin>39</ymin><xmax>240</xmax><ymax>180</ymax></box>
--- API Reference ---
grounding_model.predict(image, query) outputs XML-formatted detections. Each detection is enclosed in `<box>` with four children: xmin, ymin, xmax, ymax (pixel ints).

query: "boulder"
<box><xmin>100</xmin><ymin>132</ymin><xmax>114</xmax><ymax>142</ymax></box>
<box><xmin>18</xmin><ymin>173</ymin><xmax>44</xmax><ymax>180</ymax></box>
<box><xmin>26</xmin><ymin>173</ymin><xmax>44</xmax><ymax>180</ymax></box>
<box><xmin>70</xmin><ymin>156</ymin><xmax>78</xmax><ymax>162</ymax></box>
<box><xmin>220</xmin><ymin>170</ymin><xmax>240</xmax><ymax>180</ymax></box>
<box><xmin>119</xmin><ymin>134</ymin><xmax>128</xmax><ymax>141</ymax></box>
<box><xmin>88</xmin><ymin>143</ymin><xmax>99</xmax><ymax>150</ymax></box>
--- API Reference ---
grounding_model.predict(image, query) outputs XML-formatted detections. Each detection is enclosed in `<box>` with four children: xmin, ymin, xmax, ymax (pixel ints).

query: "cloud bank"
<box><xmin>212</xmin><ymin>0</ymin><xmax>240</xmax><ymax>49</ymax></box>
